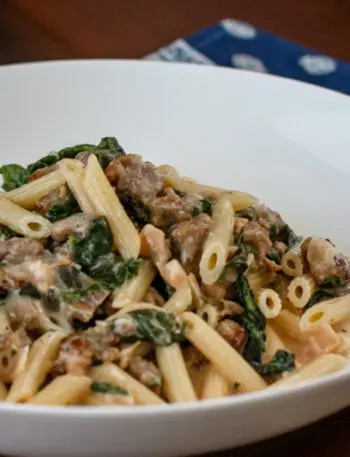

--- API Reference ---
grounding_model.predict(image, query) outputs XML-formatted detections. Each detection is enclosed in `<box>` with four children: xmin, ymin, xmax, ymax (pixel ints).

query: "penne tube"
<box><xmin>111</xmin><ymin>260</ymin><xmax>156</xmax><ymax>309</ymax></box>
<box><xmin>256</xmin><ymin>288</ymin><xmax>282</xmax><ymax>319</ymax></box>
<box><xmin>201</xmin><ymin>365</ymin><xmax>229</xmax><ymax>399</ymax></box>
<box><xmin>273</xmin><ymin>309</ymin><xmax>308</xmax><ymax>342</ymax></box>
<box><xmin>281</xmin><ymin>249</ymin><xmax>304</xmax><ymax>277</ymax></box>
<box><xmin>163</xmin><ymin>286</ymin><xmax>192</xmax><ymax>315</ymax></box>
<box><xmin>5</xmin><ymin>169</ymin><xmax>65</xmax><ymax>208</ymax></box>
<box><xmin>157</xmin><ymin>164</ymin><xmax>179</xmax><ymax>179</ymax></box>
<box><xmin>299</xmin><ymin>294</ymin><xmax>350</xmax><ymax>331</ymax></box>
<box><xmin>0</xmin><ymin>380</ymin><xmax>7</xmax><ymax>401</ymax></box>
<box><xmin>84</xmin><ymin>154</ymin><xmax>140</xmax><ymax>259</ymax></box>
<box><xmin>287</xmin><ymin>274</ymin><xmax>317</xmax><ymax>309</ymax></box>
<box><xmin>200</xmin><ymin>194</ymin><xmax>234</xmax><ymax>285</ymax></box>
<box><xmin>160</xmin><ymin>259</ymin><xmax>188</xmax><ymax>290</ymax></box>
<box><xmin>7</xmin><ymin>332</ymin><xmax>65</xmax><ymax>403</ymax></box>
<box><xmin>272</xmin><ymin>354</ymin><xmax>348</xmax><ymax>388</ymax></box>
<box><xmin>163</xmin><ymin>175</ymin><xmax>257</xmax><ymax>210</ymax></box>
<box><xmin>144</xmin><ymin>287</ymin><xmax>166</xmax><ymax>307</ymax></box>
<box><xmin>90</xmin><ymin>363</ymin><xmax>165</xmax><ymax>405</ymax></box>
<box><xmin>58</xmin><ymin>159</ymin><xmax>94</xmax><ymax>213</ymax></box>
<box><xmin>263</xmin><ymin>324</ymin><xmax>287</xmax><ymax>364</ymax></box>
<box><xmin>29</xmin><ymin>375</ymin><xmax>91</xmax><ymax>405</ymax></box>
<box><xmin>156</xmin><ymin>344</ymin><xmax>197</xmax><ymax>403</ymax></box>
<box><xmin>182</xmin><ymin>312</ymin><xmax>267</xmax><ymax>393</ymax></box>
<box><xmin>197</xmin><ymin>304</ymin><xmax>219</xmax><ymax>328</ymax></box>
<box><xmin>84</xmin><ymin>391</ymin><xmax>135</xmax><ymax>406</ymax></box>
<box><xmin>0</xmin><ymin>197</ymin><xmax>51</xmax><ymax>238</ymax></box>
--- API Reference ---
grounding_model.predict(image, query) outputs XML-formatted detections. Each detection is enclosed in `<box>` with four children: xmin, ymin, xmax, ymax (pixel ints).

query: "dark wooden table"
<box><xmin>1</xmin><ymin>1</ymin><xmax>350</xmax><ymax>456</ymax></box>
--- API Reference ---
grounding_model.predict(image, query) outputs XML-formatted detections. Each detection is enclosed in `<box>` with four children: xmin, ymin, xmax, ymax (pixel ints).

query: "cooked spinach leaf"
<box><xmin>192</xmin><ymin>198</ymin><xmax>212</xmax><ymax>217</ymax></box>
<box><xmin>305</xmin><ymin>276</ymin><xmax>344</xmax><ymax>309</ymax></box>
<box><xmin>74</xmin><ymin>216</ymin><xmax>113</xmax><ymax>268</ymax></box>
<box><xmin>19</xmin><ymin>283</ymin><xmax>41</xmax><ymax>299</ymax></box>
<box><xmin>27</xmin><ymin>136</ymin><xmax>125</xmax><ymax>174</ymax></box>
<box><xmin>61</xmin><ymin>283</ymin><xmax>103</xmax><ymax>304</ymax></box>
<box><xmin>91</xmin><ymin>381</ymin><xmax>128</xmax><ymax>395</ymax></box>
<box><xmin>94</xmin><ymin>136</ymin><xmax>125</xmax><ymax>169</ymax></box>
<box><xmin>236</xmin><ymin>274</ymin><xmax>265</xmax><ymax>363</ymax></box>
<box><xmin>27</xmin><ymin>144</ymin><xmax>94</xmax><ymax>174</ymax></box>
<box><xmin>266</xmin><ymin>248</ymin><xmax>282</xmax><ymax>265</ymax></box>
<box><xmin>0</xmin><ymin>224</ymin><xmax>18</xmax><ymax>241</ymax></box>
<box><xmin>152</xmin><ymin>274</ymin><xmax>175</xmax><ymax>299</ymax></box>
<box><xmin>88</xmin><ymin>254</ymin><xmax>142</xmax><ymax>291</ymax></box>
<box><xmin>121</xmin><ymin>194</ymin><xmax>150</xmax><ymax>228</ymax></box>
<box><xmin>252</xmin><ymin>350</ymin><xmax>295</xmax><ymax>376</ymax></box>
<box><xmin>0</xmin><ymin>164</ymin><xmax>29</xmax><ymax>191</ymax></box>
<box><xmin>46</xmin><ymin>189</ymin><xmax>79</xmax><ymax>222</ymax></box>
<box><xmin>115</xmin><ymin>310</ymin><xmax>184</xmax><ymax>346</ymax></box>
<box><xmin>221</xmin><ymin>242</ymin><xmax>253</xmax><ymax>278</ymax></box>
<box><xmin>282</xmin><ymin>224</ymin><xmax>302</xmax><ymax>250</ymax></box>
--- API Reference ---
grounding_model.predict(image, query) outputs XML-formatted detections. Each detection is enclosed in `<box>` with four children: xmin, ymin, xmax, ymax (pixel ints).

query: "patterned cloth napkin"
<box><xmin>146</xmin><ymin>19</ymin><xmax>350</xmax><ymax>95</ymax></box>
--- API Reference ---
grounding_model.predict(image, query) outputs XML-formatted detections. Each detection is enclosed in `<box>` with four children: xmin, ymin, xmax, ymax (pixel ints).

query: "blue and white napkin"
<box><xmin>146</xmin><ymin>19</ymin><xmax>350</xmax><ymax>95</ymax></box>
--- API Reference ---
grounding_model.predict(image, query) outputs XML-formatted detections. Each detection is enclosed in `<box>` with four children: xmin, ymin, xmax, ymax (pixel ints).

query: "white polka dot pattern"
<box><xmin>298</xmin><ymin>55</ymin><xmax>337</xmax><ymax>75</ymax></box>
<box><xmin>221</xmin><ymin>19</ymin><xmax>257</xmax><ymax>39</ymax></box>
<box><xmin>231</xmin><ymin>54</ymin><xmax>268</xmax><ymax>73</ymax></box>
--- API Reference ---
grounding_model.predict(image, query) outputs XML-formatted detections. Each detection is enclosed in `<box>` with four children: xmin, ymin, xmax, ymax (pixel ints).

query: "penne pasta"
<box><xmin>200</xmin><ymin>194</ymin><xmax>234</xmax><ymax>285</ymax></box>
<box><xmin>197</xmin><ymin>304</ymin><xmax>219</xmax><ymax>328</ymax></box>
<box><xmin>157</xmin><ymin>164</ymin><xmax>180</xmax><ymax>179</ymax></box>
<box><xmin>29</xmin><ymin>375</ymin><xmax>91</xmax><ymax>405</ymax></box>
<box><xmin>281</xmin><ymin>249</ymin><xmax>304</xmax><ymax>277</ymax></box>
<box><xmin>111</xmin><ymin>260</ymin><xmax>156</xmax><ymax>309</ymax></box>
<box><xmin>7</xmin><ymin>332</ymin><xmax>65</xmax><ymax>403</ymax></box>
<box><xmin>287</xmin><ymin>274</ymin><xmax>317</xmax><ymax>309</ymax></box>
<box><xmin>90</xmin><ymin>363</ymin><xmax>165</xmax><ymax>405</ymax></box>
<box><xmin>299</xmin><ymin>295</ymin><xmax>350</xmax><ymax>331</ymax></box>
<box><xmin>0</xmin><ymin>380</ymin><xmax>8</xmax><ymax>401</ymax></box>
<box><xmin>163</xmin><ymin>175</ymin><xmax>257</xmax><ymax>210</ymax></box>
<box><xmin>156</xmin><ymin>344</ymin><xmax>197</xmax><ymax>403</ymax></box>
<box><xmin>273</xmin><ymin>309</ymin><xmax>308</xmax><ymax>342</ymax></box>
<box><xmin>84</xmin><ymin>154</ymin><xmax>140</xmax><ymax>258</ymax></box>
<box><xmin>5</xmin><ymin>169</ymin><xmax>65</xmax><ymax>208</ymax></box>
<box><xmin>246</xmin><ymin>270</ymin><xmax>276</xmax><ymax>293</ymax></box>
<box><xmin>263</xmin><ymin>325</ymin><xmax>287</xmax><ymax>363</ymax></box>
<box><xmin>256</xmin><ymin>288</ymin><xmax>282</xmax><ymax>319</ymax></box>
<box><xmin>201</xmin><ymin>365</ymin><xmax>229</xmax><ymax>399</ymax></box>
<box><xmin>182</xmin><ymin>312</ymin><xmax>267</xmax><ymax>393</ymax></box>
<box><xmin>272</xmin><ymin>354</ymin><xmax>348</xmax><ymax>388</ymax></box>
<box><xmin>58</xmin><ymin>159</ymin><xmax>94</xmax><ymax>213</ymax></box>
<box><xmin>0</xmin><ymin>197</ymin><xmax>51</xmax><ymax>238</ymax></box>
<box><xmin>163</xmin><ymin>286</ymin><xmax>192</xmax><ymax>315</ymax></box>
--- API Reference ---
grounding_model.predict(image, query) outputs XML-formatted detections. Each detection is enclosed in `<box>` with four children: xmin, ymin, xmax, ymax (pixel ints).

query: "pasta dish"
<box><xmin>0</xmin><ymin>136</ymin><xmax>348</xmax><ymax>407</ymax></box>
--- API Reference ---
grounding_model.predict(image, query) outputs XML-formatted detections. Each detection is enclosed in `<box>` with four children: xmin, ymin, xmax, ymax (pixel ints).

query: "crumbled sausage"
<box><xmin>52</xmin><ymin>333</ymin><xmax>93</xmax><ymax>376</ymax></box>
<box><xmin>6</xmin><ymin>295</ymin><xmax>44</xmax><ymax>330</ymax></box>
<box><xmin>35</xmin><ymin>184</ymin><xmax>70</xmax><ymax>215</ymax></box>
<box><xmin>150</xmin><ymin>188</ymin><xmax>201</xmax><ymax>229</ymax></box>
<box><xmin>51</xmin><ymin>213</ymin><xmax>94</xmax><ymax>242</ymax></box>
<box><xmin>242</xmin><ymin>221</ymin><xmax>272</xmax><ymax>260</ymax></box>
<box><xmin>0</xmin><ymin>238</ymin><xmax>44</xmax><ymax>264</ymax></box>
<box><xmin>85</xmin><ymin>322</ymin><xmax>120</xmax><ymax>363</ymax></box>
<box><xmin>170</xmin><ymin>214</ymin><xmax>212</xmax><ymax>272</ymax></box>
<box><xmin>128</xmin><ymin>356</ymin><xmax>162</xmax><ymax>393</ymax></box>
<box><xmin>106</xmin><ymin>154</ymin><xmax>163</xmax><ymax>206</ymax></box>
<box><xmin>305</xmin><ymin>237</ymin><xmax>350</xmax><ymax>285</ymax></box>
<box><xmin>217</xmin><ymin>319</ymin><xmax>246</xmax><ymax>351</ymax></box>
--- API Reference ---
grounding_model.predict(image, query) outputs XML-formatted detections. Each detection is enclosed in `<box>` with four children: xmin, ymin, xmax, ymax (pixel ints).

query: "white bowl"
<box><xmin>0</xmin><ymin>60</ymin><xmax>350</xmax><ymax>457</ymax></box>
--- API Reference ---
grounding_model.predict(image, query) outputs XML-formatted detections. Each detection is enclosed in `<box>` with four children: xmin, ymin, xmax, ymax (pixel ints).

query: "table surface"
<box><xmin>1</xmin><ymin>1</ymin><xmax>350</xmax><ymax>457</ymax></box>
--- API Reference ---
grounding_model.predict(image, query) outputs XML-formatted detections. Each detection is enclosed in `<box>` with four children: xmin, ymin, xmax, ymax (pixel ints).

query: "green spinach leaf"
<box><xmin>90</xmin><ymin>381</ymin><xmax>128</xmax><ymax>395</ymax></box>
<box><xmin>266</xmin><ymin>248</ymin><xmax>282</xmax><ymax>265</ymax></box>
<box><xmin>115</xmin><ymin>310</ymin><xmax>184</xmax><ymax>346</ymax></box>
<box><xmin>192</xmin><ymin>199</ymin><xmax>212</xmax><ymax>217</ymax></box>
<box><xmin>221</xmin><ymin>242</ymin><xmax>253</xmax><ymax>278</ymax></box>
<box><xmin>74</xmin><ymin>216</ymin><xmax>113</xmax><ymax>268</ymax></box>
<box><xmin>88</xmin><ymin>253</ymin><xmax>142</xmax><ymax>291</ymax></box>
<box><xmin>94</xmin><ymin>137</ymin><xmax>125</xmax><ymax>169</ymax></box>
<box><xmin>46</xmin><ymin>189</ymin><xmax>79</xmax><ymax>222</ymax></box>
<box><xmin>0</xmin><ymin>164</ymin><xmax>29</xmax><ymax>191</ymax></box>
<box><xmin>19</xmin><ymin>283</ymin><xmax>41</xmax><ymax>299</ymax></box>
<box><xmin>252</xmin><ymin>350</ymin><xmax>295</xmax><ymax>376</ymax></box>
<box><xmin>0</xmin><ymin>225</ymin><xmax>18</xmax><ymax>241</ymax></box>
<box><xmin>236</xmin><ymin>274</ymin><xmax>266</xmax><ymax>363</ymax></box>
<box><xmin>61</xmin><ymin>283</ymin><xmax>103</xmax><ymax>304</ymax></box>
